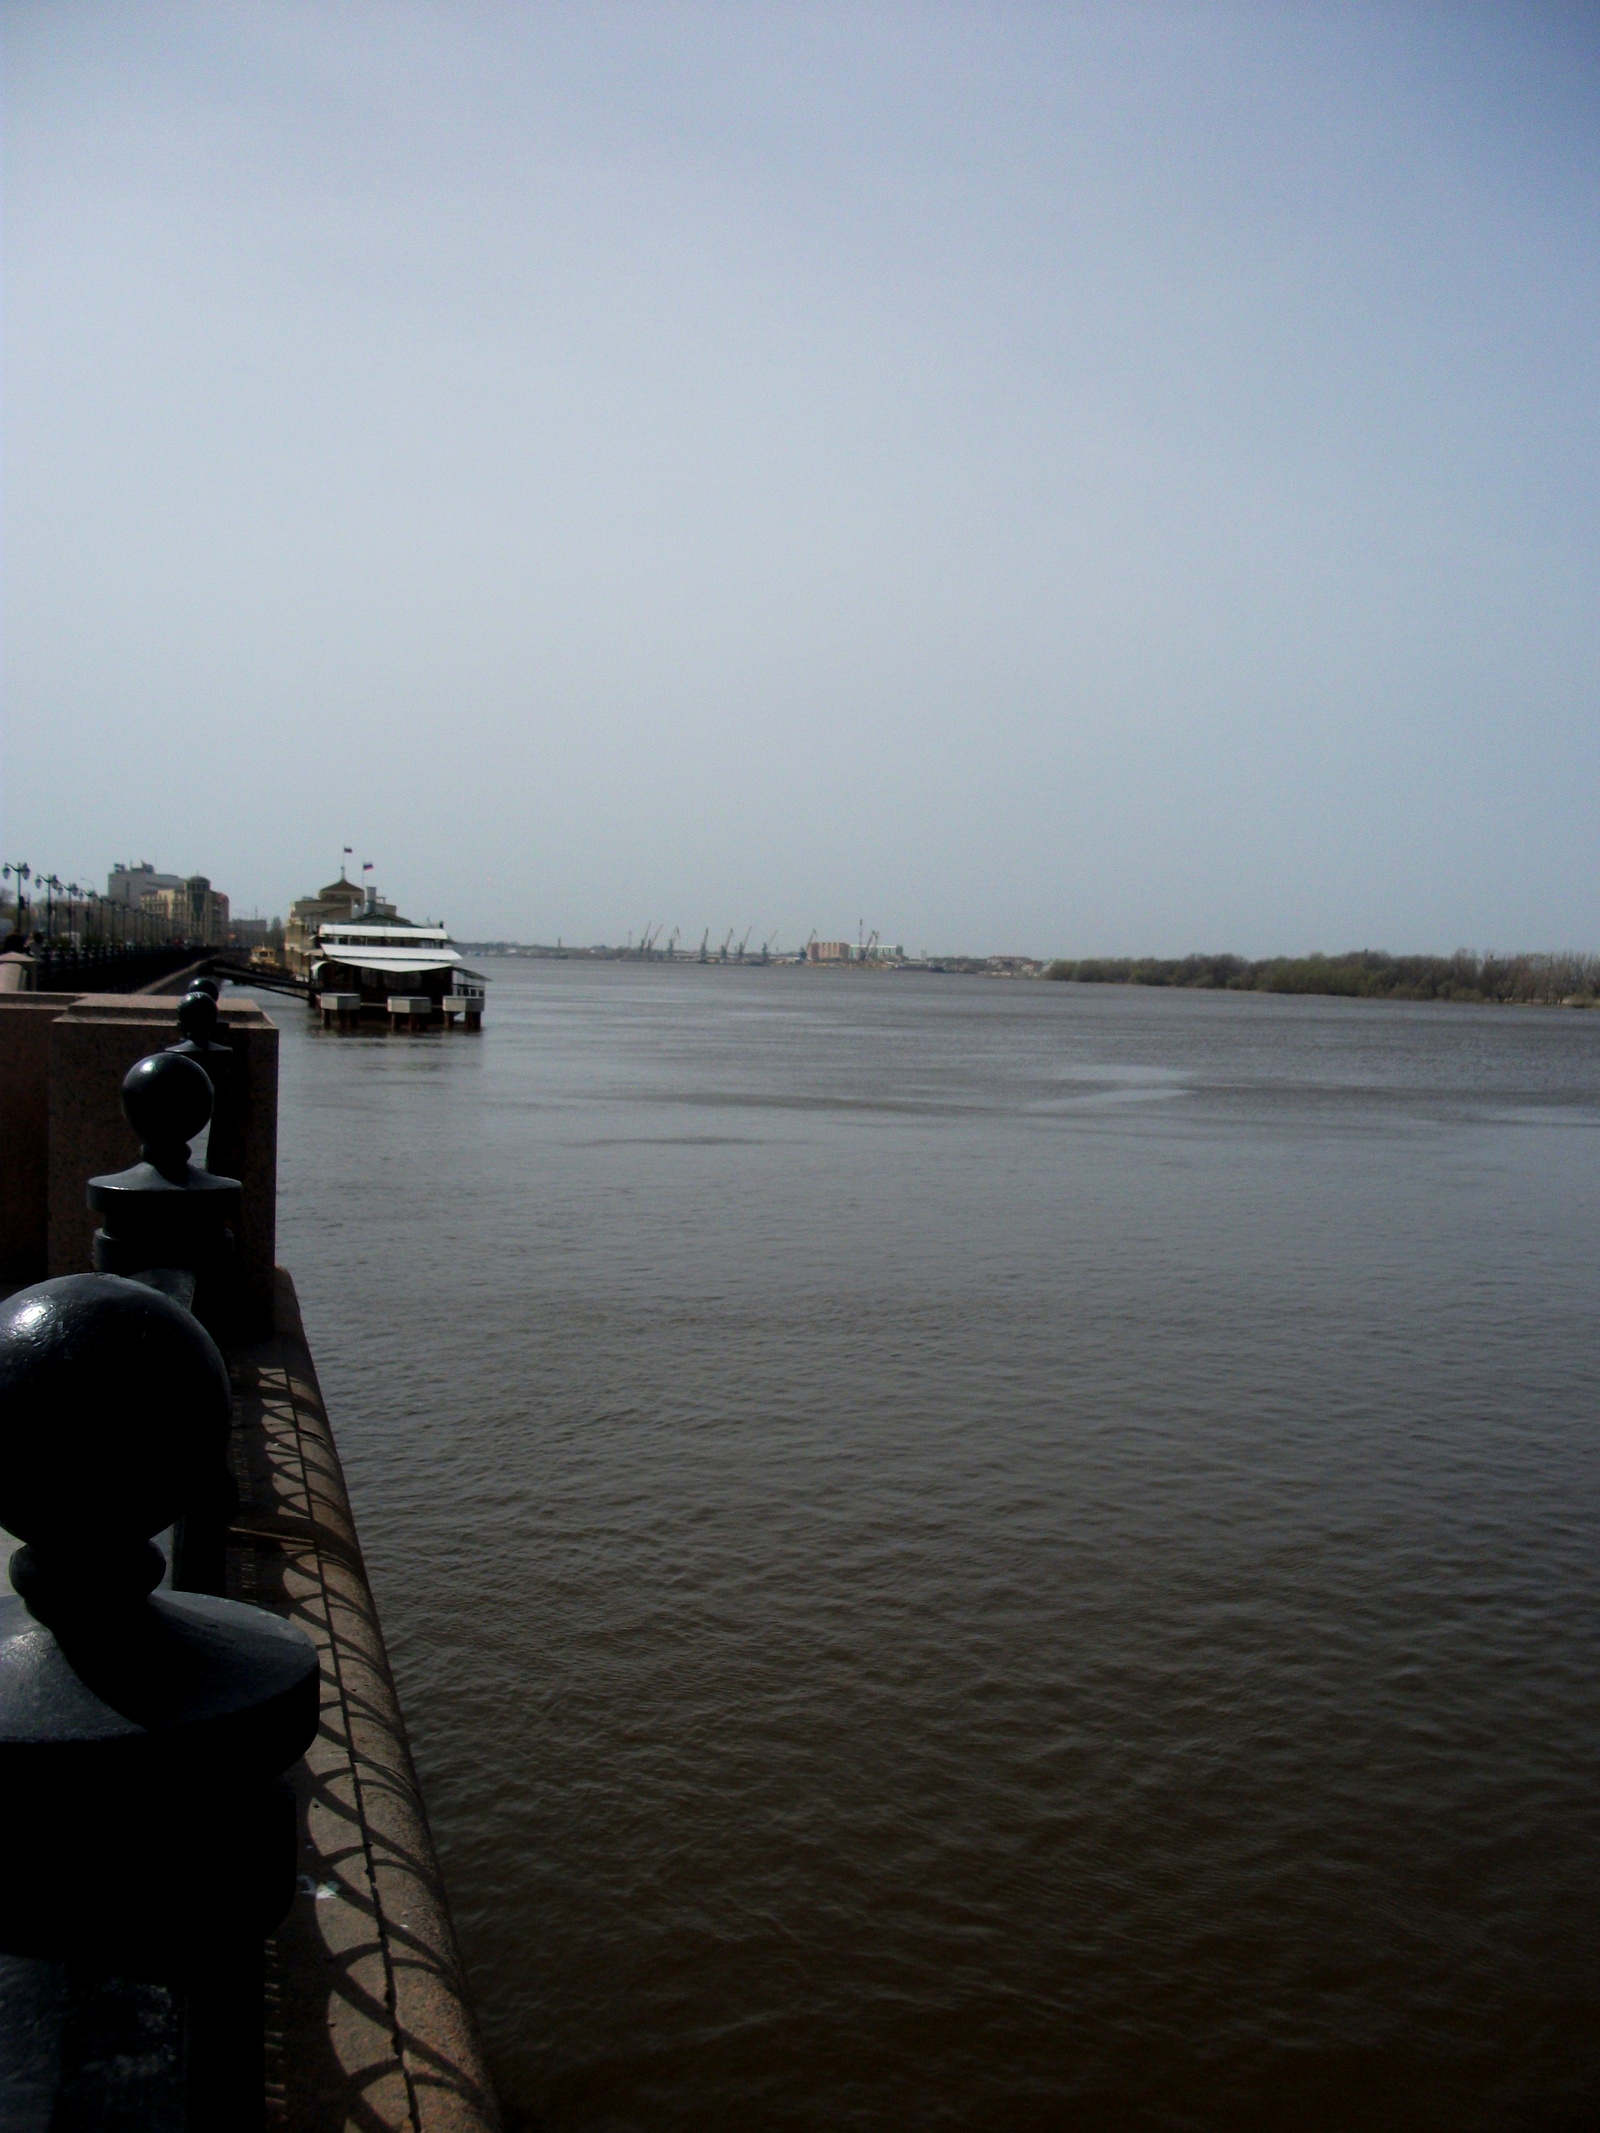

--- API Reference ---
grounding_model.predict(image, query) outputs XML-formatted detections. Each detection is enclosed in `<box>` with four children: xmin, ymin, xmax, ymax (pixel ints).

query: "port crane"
<box><xmin>698</xmin><ymin>930</ymin><xmax>710</xmax><ymax>963</ymax></box>
<box><xmin>736</xmin><ymin>928</ymin><xmax>752</xmax><ymax>961</ymax></box>
<box><xmin>718</xmin><ymin>930</ymin><xmax>734</xmax><ymax>962</ymax></box>
<box><xmin>666</xmin><ymin>928</ymin><xmax>680</xmax><ymax>961</ymax></box>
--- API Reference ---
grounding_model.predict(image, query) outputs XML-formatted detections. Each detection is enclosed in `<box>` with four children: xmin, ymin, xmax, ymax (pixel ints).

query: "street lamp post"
<box><xmin>2</xmin><ymin>861</ymin><xmax>29</xmax><ymax>938</ymax></box>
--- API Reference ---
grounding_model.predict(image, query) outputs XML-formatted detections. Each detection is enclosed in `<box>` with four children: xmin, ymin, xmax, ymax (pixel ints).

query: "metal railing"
<box><xmin>26</xmin><ymin>939</ymin><xmax>208</xmax><ymax>992</ymax></box>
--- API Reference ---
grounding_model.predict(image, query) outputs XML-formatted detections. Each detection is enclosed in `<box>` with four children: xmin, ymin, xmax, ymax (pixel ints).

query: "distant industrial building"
<box><xmin>808</xmin><ymin>940</ymin><xmax>854</xmax><ymax>963</ymax></box>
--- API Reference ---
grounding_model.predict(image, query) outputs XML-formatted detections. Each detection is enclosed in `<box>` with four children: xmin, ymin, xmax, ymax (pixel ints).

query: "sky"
<box><xmin>3</xmin><ymin>2</ymin><xmax>1597</xmax><ymax>954</ymax></box>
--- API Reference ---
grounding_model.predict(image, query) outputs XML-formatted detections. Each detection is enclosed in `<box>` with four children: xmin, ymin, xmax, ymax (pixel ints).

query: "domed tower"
<box><xmin>283</xmin><ymin>866</ymin><xmax>365</xmax><ymax>975</ymax></box>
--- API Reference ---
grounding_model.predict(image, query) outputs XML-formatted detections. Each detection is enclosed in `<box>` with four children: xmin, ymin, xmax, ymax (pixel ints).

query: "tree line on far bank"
<box><xmin>1042</xmin><ymin>950</ymin><xmax>1600</xmax><ymax>1006</ymax></box>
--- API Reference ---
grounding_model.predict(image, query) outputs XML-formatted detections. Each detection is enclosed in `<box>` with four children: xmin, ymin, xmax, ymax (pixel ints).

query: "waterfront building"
<box><xmin>140</xmin><ymin>875</ymin><xmax>230</xmax><ymax>944</ymax></box>
<box><xmin>108</xmin><ymin>862</ymin><xmax>238</xmax><ymax>946</ymax></box>
<box><xmin>107</xmin><ymin>859</ymin><xmax>184</xmax><ymax>907</ymax></box>
<box><xmin>284</xmin><ymin>870</ymin><xmax>370</xmax><ymax>976</ymax></box>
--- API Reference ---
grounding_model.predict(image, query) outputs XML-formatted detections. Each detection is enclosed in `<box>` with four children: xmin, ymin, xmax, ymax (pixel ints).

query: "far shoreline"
<box><xmin>452</xmin><ymin>944</ymin><xmax>1599</xmax><ymax>1010</ymax></box>
<box><xmin>1041</xmin><ymin>950</ymin><xmax>1598</xmax><ymax>1010</ymax></box>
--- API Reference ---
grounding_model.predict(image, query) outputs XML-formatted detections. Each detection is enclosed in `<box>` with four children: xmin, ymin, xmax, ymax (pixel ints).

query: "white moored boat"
<box><xmin>292</xmin><ymin>874</ymin><xmax>486</xmax><ymax>1028</ymax></box>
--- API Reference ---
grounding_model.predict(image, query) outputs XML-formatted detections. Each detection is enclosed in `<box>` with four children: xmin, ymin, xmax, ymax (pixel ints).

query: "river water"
<box><xmin>273</xmin><ymin>962</ymin><xmax>1600</xmax><ymax>2132</ymax></box>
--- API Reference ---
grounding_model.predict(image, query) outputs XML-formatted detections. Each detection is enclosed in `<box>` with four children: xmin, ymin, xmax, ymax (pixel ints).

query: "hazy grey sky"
<box><xmin>4</xmin><ymin>2</ymin><xmax>1597</xmax><ymax>952</ymax></box>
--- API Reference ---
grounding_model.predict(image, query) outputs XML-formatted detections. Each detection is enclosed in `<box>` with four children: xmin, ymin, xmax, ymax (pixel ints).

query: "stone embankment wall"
<box><xmin>235</xmin><ymin>1272</ymin><xmax>500</xmax><ymax>2132</ymax></box>
<box><xmin>0</xmin><ymin>988</ymin><xmax>500</xmax><ymax>2132</ymax></box>
<box><xmin>0</xmin><ymin>984</ymin><xmax>276</xmax><ymax>1310</ymax></box>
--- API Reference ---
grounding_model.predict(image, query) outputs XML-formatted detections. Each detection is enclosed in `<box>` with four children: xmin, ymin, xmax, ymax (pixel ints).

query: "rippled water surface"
<box><xmin>271</xmin><ymin>963</ymin><xmax>1600</xmax><ymax>2131</ymax></box>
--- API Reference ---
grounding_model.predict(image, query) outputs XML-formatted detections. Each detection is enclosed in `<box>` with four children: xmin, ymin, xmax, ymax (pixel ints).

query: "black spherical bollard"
<box><xmin>122</xmin><ymin>1048</ymin><xmax>215</xmax><ymax>1181</ymax></box>
<box><xmin>0</xmin><ymin>1275</ymin><xmax>320</xmax><ymax>2122</ymax></box>
<box><xmin>170</xmin><ymin>987</ymin><xmax>233</xmax><ymax>1097</ymax></box>
<box><xmin>176</xmin><ymin>985</ymin><xmax>218</xmax><ymax>1039</ymax></box>
<box><xmin>0</xmin><ymin>1266</ymin><xmax>230</xmax><ymax>1613</ymax></box>
<box><xmin>89</xmin><ymin>1051</ymin><xmax>241</xmax><ymax>1321</ymax></box>
<box><xmin>0</xmin><ymin>1275</ymin><xmax>318</xmax><ymax>1819</ymax></box>
<box><xmin>88</xmin><ymin>1050</ymin><xmax>246</xmax><ymax>1592</ymax></box>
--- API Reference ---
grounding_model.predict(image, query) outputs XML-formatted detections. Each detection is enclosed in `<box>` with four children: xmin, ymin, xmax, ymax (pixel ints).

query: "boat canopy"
<box><xmin>312</xmin><ymin>949</ymin><xmax>462</xmax><ymax>977</ymax></box>
<box><xmin>319</xmin><ymin>924</ymin><xmax>452</xmax><ymax>945</ymax></box>
<box><xmin>311</xmin><ymin>916</ymin><xmax>480</xmax><ymax>985</ymax></box>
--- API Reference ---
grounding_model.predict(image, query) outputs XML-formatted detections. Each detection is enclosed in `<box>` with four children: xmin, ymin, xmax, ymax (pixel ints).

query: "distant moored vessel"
<box><xmin>285</xmin><ymin>867</ymin><xmax>485</xmax><ymax>1029</ymax></box>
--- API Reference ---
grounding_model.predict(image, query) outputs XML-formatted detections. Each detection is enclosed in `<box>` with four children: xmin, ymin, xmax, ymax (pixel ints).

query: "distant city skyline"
<box><xmin>4</xmin><ymin>3</ymin><xmax>1597</xmax><ymax>953</ymax></box>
